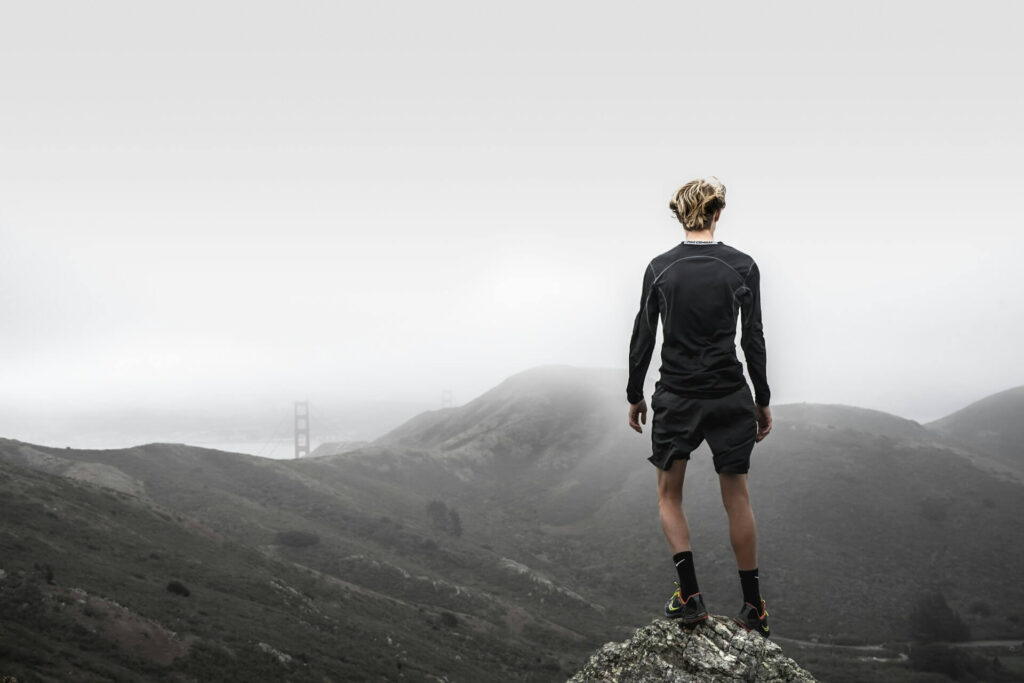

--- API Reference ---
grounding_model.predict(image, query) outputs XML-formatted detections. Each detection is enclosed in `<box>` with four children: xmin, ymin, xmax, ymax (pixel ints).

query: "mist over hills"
<box><xmin>0</xmin><ymin>398</ymin><xmax>434</xmax><ymax>458</ymax></box>
<box><xmin>2</xmin><ymin>365</ymin><xmax>1023</xmax><ymax>681</ymax></box>
<box><xmin>357</xmin><ymin>366</ymin><xmax>1024</xmax><ymax>641</ymax></box>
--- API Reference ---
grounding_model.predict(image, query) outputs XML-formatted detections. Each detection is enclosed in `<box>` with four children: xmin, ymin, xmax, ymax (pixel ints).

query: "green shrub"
<box><xmin>32</xmin><ymin>562</ymin><xmax>54</xmax><ymax>584</ymax></box>
<box><xmin>919</xmin><ymin>497</ymin><xmax>948</xmax><ymax>523</ymax></box>
<box><xmin>447</xmin><ymin>509</ymin><xmax>462</xmax><ymax>537</ymax></box>
<box><xmin>908</xmin><ymin>594</ymin><xmax>970</xmax><ymax>642</ymax></box>
<box><xmin>968</xmin><ymin>600</ymin><xmax>992</xmax><ymax>617</ymax></box>
<box><xmin>909</xmin><ymin>643</ymin><xmax>1016</xmax><ymax>681</ymax></box>
<box><xmin>425</xmin><ymin>501</ymin><xmax>463</xmax><ymax>536</ymax></box>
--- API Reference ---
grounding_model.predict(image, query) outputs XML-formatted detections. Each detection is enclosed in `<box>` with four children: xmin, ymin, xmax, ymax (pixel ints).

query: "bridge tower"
<box><xmin>294</xmin><ymin>401</ymin><xmax>310</xmax><ymax>459</ymax></box>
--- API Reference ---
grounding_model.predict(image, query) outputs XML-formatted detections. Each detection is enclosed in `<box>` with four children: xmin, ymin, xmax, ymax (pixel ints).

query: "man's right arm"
<box><xmin>627</xmin><ymin>262</ymin><xmax>658</xmax><ymax>405</ymax></box>
<box><xmin>740</xmin><ymin>261</ymin><xmax>771</xmax><ymax>407</ymax></box>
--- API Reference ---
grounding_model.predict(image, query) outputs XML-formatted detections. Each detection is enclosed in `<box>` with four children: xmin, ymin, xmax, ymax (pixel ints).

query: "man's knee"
<box><xmin>657</xmin><ymin>476</ymin><xmax>683</xmax><ymax>506</ymax></box>
<box><xmin>657</xmin><ymin>478</ymin><xmax>681</xmax><ymax>502</ymax></box>
<box><xmin>656</xmin><ymin>459</ymin><xmax>687</xmax><ymax>503</ymax></box>
<box><xmin>719</xmin><ymin>473</ymin><xmax>751</xmax><ymax>510</ymax></box>
<box><xmin>658</xmin><ymin>491</ymin><xmax>682</xmax><ymax>510</ymax></box>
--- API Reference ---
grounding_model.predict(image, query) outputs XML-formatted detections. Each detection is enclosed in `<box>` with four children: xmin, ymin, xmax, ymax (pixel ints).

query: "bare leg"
<box><xmin>656</xmin><ymin>458</ymin><xmax>691</xmax><ymax>554</ymax></box>
<box><xmin>719</xmin><ymin>472</ymin><xmax>757</xmax><ymax>570</ymax></box>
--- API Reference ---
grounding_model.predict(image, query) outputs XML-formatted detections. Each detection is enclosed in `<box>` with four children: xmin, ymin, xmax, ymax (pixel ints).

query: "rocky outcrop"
<box><xmin>569</xmin><ymin>616</ymin><xmax>816</xmax><ymax>682</ymax></box>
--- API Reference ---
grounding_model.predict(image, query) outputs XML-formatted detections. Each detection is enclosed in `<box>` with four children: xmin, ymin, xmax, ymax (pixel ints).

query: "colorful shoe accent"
<box><xmin>664</xmin><ymin>582</ymin><xmax>708</xmax><ymax>624</ymax></box>
<box><xmin>734</xmin><ymin>597</ymin><xmax>770</xmax><ymax>638</ymax></box>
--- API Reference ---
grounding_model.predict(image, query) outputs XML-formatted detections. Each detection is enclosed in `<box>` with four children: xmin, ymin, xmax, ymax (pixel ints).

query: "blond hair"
<box><xmin>669</xmin><ymin>177</ymin><xmax>727</xmax><ymax>231</ymax></box>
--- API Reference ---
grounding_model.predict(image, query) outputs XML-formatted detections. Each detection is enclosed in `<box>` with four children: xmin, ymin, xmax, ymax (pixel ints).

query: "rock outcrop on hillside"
<box><xmin>569</xmin><ymin>616</ymin><xmax>815</xmax><ymax>682</ymax></box>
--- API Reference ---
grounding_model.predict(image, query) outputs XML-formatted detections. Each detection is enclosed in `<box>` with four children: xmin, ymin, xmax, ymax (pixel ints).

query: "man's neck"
<box><xmin>684</xmin><ymin>219</ymin><xmax>718</xmax><ymax>243</ymax></box>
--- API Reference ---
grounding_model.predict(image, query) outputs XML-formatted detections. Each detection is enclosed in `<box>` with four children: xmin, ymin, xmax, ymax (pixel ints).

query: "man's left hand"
<box><xmin>628</xmin><ymin>400</ymin><xmax>647</xmax><ymax>434</ymax></box>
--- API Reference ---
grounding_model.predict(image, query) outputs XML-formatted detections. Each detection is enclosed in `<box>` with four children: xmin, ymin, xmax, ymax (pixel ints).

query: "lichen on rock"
<box><xmin>568</xmin><ymin>616</ymin><xmax>816</xmax><ymax>682</ymax></box>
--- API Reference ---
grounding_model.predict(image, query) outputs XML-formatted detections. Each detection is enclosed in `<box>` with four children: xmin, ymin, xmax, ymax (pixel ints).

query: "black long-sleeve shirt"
<box><xmin>627</xmin><ymin>240</ymin><xmax>770</xmax><ymax>407</ymax></box>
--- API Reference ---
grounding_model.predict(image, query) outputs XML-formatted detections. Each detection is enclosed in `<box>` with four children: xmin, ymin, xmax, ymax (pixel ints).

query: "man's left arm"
<box><xmin>739</xmin><ymin>260</ymin><xmax>770</xmax><ymax>408</ymax></box>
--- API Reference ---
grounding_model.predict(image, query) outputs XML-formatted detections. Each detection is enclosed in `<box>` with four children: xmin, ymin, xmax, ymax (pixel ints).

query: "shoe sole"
<box><xmin>732</xmin><ymin>617</ymin><xmax>770</xmax><ymax>637</ymax></box>
<box><xmin>666</xmin><ymin>611</ymin><xmax>708</xmax><ymax>624</ymax></box>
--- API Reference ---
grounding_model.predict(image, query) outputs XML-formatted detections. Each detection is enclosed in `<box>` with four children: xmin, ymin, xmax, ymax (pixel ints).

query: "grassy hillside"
<box><xmin>925</xmin><ymin>385</ymin><xmax>1024</xmax><ymax>470</ymax></box>
<box><xmin>0</xmin><ymin>436</ymin><xmax>626</xmax><ymax>682</ymax></box>
<box><xmin>0</xmin><ymin>458</ymin><xmax>542</xmax><ymax>682</ymax></box>
<box><xmin>3</xmin><ymin>366</ymin><xmax>1023</xmax><ymax>681</ymax></box>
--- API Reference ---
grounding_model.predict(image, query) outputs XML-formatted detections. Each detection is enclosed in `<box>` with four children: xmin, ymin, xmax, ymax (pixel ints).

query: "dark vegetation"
<box><xmin>899</xmin><ymin>595</ymin><xmax>1022</xmax><ymax>682</ymax></box>
<box><xmin>909</xmin><ymin>595</ymin><xmax>971</xmax><ymax>643</ymax></box>
<box><xmin>426</xmin><ymin>499</ymin><xmax>462</xmax><ymax>536</ymax></box>
<box><xmin>909</xmin><ymin>644</ymin><xmax>1019</xmax><ymax>682</ymax></box>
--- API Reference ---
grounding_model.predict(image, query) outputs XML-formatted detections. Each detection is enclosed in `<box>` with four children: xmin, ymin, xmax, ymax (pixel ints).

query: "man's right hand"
<box><xmin>754</xmin><ymin>404</ymin><xmax>772</xmax><ymax>442</ymax></box>
<box><xmin>628</xmin><ymin>400</ymin><xmax>648</xmax><ymax>434</ymax></box>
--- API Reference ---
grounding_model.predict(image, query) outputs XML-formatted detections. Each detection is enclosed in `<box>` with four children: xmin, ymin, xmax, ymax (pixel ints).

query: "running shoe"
<box><xmin>734</xmin><ymin>597</ymin><xmax>770</xmax><ymax>638</ymax></box>
<box><xmin>664</xmin><ymin>582</ymin><xmax>708</xmax><ymax>624</ymax></box>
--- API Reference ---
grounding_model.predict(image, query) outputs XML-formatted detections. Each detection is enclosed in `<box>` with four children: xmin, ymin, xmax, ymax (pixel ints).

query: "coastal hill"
<box><xmin>925</xmin><ymin>384</ymin><xmax>1024</xmax><ymax>471</ymax></box>
<box><xmin>1</xmin><ymin>365</ymin><xmax>1022</xmax><ymax>681</ymax></box>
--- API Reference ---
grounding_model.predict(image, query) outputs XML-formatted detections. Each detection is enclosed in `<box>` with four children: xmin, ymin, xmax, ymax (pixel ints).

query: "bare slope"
<box><xmin>925</xmin><ymin>385</ymin><xmax>1024</xmax><ymax>470</ymax></box>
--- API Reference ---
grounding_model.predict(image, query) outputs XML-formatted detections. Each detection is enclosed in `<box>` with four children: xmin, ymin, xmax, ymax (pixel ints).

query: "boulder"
<box><xmin>569</xmin><ymin>616</ymin><xmax>815</xmax><ymax>682</ymax></box>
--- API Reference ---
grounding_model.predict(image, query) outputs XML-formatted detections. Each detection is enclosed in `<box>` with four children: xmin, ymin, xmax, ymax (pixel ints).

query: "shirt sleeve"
<box><xmin>739</xmin><ymin>261</ymin><xmax>771</xmax><ymax>407</ymax></box>
<box><xmin>626</xmin><ymin>262</ymin><xmax>659</xmax><ymax>404</ymax></box>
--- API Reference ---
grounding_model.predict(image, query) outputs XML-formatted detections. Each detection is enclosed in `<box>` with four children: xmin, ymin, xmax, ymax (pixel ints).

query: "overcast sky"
<box><xmin>2</xmin><ymin>1</ymin><xmax>1022</xmax><ymax>444</ymax></box>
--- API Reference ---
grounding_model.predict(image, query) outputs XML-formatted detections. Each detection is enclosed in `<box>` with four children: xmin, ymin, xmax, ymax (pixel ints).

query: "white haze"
<box><xmin>2</xmin><ymin>2</ymin><xmax>1023</xmax><ymax>453</ymax></box>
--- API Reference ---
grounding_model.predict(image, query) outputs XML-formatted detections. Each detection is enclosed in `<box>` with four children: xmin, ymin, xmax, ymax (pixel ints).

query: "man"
<box><xmin>626</xmin><ymin>177</ymin><xmax>773</xmax><ymax>636</ymax></box>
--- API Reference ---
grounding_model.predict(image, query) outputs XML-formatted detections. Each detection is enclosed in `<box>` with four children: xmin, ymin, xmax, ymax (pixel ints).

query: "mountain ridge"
<box><xmin>925</xmin><ymin>384</ymin><xmax>1024</xmax><ymax>471</ymax></box>
<box><xmin>378</xmin><ymin>364</ymin><xmax>1014</xmax><ymax>451</ymax></box>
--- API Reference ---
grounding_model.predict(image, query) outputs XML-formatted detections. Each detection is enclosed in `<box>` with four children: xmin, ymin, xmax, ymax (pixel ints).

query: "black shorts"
<box><xmin>649</xmin><ymin>383</ymin><xmax>758</xmax><ymax>474</ymax></box>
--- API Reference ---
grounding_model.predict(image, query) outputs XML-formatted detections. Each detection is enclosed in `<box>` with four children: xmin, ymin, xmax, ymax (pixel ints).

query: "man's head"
<box><xmin>669</xmin><ymin>177</ymin><xmax>726</xmax><ymax>232</ymax></box>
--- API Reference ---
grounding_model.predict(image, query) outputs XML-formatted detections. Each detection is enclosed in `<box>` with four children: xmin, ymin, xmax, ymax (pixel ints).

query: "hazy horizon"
<box><xmin>2</xmin><ymin>362</ymin><xmax>1017</xmax><ymax>458</ymax></box>
<box><xmin>3</xmin><ymin>2</ymin><xmax>1023</xmax><ymax>452</ymax></box>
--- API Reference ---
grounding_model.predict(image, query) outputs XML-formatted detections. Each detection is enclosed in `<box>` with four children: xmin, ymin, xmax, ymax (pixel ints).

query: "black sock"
<box><xmin>672</xmin><ymin>551</ymin><xmax>700</xmax><ymax>598</ymax></box>
<box><xmin>739</xmin><ymin>568</ymin><xmax>760</xmax><ymax>607</ymax></box>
